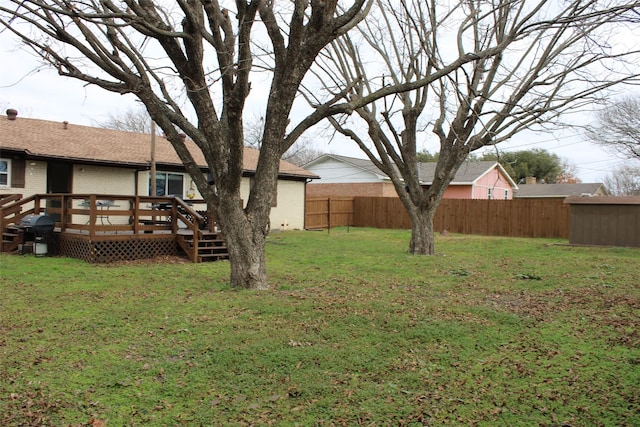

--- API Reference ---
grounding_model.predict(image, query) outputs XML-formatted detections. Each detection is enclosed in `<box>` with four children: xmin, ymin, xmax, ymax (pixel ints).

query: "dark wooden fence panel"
<box><xmin>306</xmin><ymin>197</ymin><xmax>570</xmax><ymax>238</ymax></box>
<box><xmin>430</xmin><ymin>199</ymin><xmax>569</xmax><ymax>238</ymax></box>
<box><xmin>565</xmin><ymin>196</ymin><xmax>640</xmax><ymax>247</ymax></box>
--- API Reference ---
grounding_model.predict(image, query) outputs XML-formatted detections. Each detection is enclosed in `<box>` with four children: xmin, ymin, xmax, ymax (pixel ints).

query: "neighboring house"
<box><xmin>0</xmin><ymin>112</ymin><xmax>317</xmax><ymax>230</ymax></box>
<box><xmin>303</xmin><ymin>154</ymin><xmax>517</xmax><ymax>199</ymax></box>
<box><xmin>515</xmin><ymin>181</ymin><xmax>609</xmax><ymax>199</ymax></box>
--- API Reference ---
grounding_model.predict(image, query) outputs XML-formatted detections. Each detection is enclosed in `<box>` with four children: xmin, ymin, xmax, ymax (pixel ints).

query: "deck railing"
<box><xmin>0</xmin><ymin>194</ymin><xmax>214</xmax><ymax>260</ymax></box>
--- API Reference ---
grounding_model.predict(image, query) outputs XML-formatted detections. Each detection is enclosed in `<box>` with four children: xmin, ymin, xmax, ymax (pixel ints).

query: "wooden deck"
<box><xmin>0</xmin><ymin>194</ymin><xmax>228</xmax><ymax>263</ymax></box>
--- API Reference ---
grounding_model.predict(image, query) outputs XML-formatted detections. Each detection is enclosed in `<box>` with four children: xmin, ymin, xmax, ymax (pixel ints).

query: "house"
<box><xmin>0</xmin><ymin>112</ymin><xmax>317</xmax><ymax>230</ymax></box>
<box><xmin>515</xmin><ymin>179</ymin><xmax>609</xmax><ymax>199</ymax></box>
<box><xmin>303</xmin><ymin>154</ymin><xmax>517</xmax><ymax>199</ymax></box>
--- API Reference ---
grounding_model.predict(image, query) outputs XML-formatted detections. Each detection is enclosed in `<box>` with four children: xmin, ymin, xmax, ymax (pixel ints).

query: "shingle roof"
<box><xmin>417</xmin><ymin>161</ymin><xmax>510</xmax><ymax>184</ymax></box>
<box><xmin>0</xmin><ymin>115</ymin><xmax>316</xmax><ymax>179</ymax></box>
<box><xmin>515</xmin><ymin>183</ymin><xmax>608</xmax><ymax>198</ymax></box>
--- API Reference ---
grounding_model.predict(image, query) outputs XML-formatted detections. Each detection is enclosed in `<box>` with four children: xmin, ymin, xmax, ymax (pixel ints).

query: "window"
<box><xmin>504</xmin><ymin>190</ymin><xmax>509</xmax><ymax>200</ymax></box>
<box><xmin>487</xmin><ymin>188</ymin><xmax>493</xmax><ymax>200</ymax></box>
<box><xmin>0</xmin><ymin>159</ymin><xmax>10</xmax><ymax>187</ymax></box>
<box><xmin>151</xmin><ymin>172</ymin><xmax>184</xmax><ymax>196</ymax></box>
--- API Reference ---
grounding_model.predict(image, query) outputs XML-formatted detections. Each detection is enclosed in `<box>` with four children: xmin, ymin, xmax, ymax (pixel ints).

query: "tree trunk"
<box><xmin>216</xmin><ymin>192</ymin><xmax>270</xmax><ymax>290</ymax></box>
<box><xmin>408</xmin><ymin>203</ymin><xmax>437</xmax><ymax>255</ymax></box>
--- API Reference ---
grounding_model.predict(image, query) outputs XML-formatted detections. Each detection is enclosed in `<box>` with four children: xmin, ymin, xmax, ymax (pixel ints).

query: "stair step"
<box><xmin>198</xmin><ymin>242</ymin><xmax>226</xmax><ymax>248</ymax></box>
<box><xmin>198</xmin><ymin>254</ymin><xmax>229</xmax><ymax>262</ymax></box>
<box><xmin>198</xmin><ymin>248</ymin><xmax>228</xmax><ymax>254</ymax></box>
<box><xmin>182</xmin><ymin>237</ymin><xmax>225</xmax><ymax>244</ymax></box>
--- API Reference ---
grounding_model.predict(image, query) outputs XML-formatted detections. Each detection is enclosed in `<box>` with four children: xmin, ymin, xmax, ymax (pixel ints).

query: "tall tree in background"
<box><xmin>603</xmin><ymin>164</ymin><xmax>640</xmax><ymax>195</ymax></box>
<box><xmin>309</xmin><ymin>0</ymin><xmax>640</xmax><ymax>255</ymax></box>
<box><xmin>556</xmin><ymin>160</ymin><xmax>581</xmax><ymax>184</ymax></box>
<box><xmin>243</xmin><ymin>115</ymin><xmax>323</xmax><ymax>166</ymax></box>
<box><xmin>94</xmin><ymin>106</ymin><xmax>152</xmax><ymax>134</ymax></box>
<box><xmin>481</xmin><ymin>149</ymin><xmax>565</xmax><ymax>184</ymax></box>
<box><xmin>0</xmin><ymin>0</ymin><xmax>373</xmax><ymax>289</ymax></box>
<box><xmin>415</xmin><ymin>150</ymin><xmax>439</xmax><ymax>163</ymax></box>
<box><xmin>587</xmin><ymin>96</ymin><xmax>640</xmax><ymax>160</ymax></box>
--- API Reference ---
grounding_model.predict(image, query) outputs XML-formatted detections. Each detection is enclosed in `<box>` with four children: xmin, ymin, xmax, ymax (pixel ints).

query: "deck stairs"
<box><xmin>177</xmin><ymin>230</ymin><xmax>229</xmax><ymax>262</ymax></box>
<box><xmin>1</xmin><ymin>194</ymin><xmax>23</xmax><ymax>253</ymax></box>
<box><xmin>2</xmin><ymin>224</ymin><xmax>21</xmax><ymax>253</ymax></box>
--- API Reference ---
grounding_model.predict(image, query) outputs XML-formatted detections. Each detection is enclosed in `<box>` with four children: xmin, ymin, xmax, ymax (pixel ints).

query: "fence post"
<box><xmin>327</xmin><ymin>197</ymin><xmax>331</xmax><ymax>232</ymax></box>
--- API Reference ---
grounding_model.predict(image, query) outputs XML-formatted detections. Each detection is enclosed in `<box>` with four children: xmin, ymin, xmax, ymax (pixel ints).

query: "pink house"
<box><xmin>420</xmin><ymin>161</ymin><xmax>517</xmax><ymax>200</ymax></box>
<box><xmin>304</xmin><ymin>155</ymin><xmax>517</xmax><ymax>199</ymax></box>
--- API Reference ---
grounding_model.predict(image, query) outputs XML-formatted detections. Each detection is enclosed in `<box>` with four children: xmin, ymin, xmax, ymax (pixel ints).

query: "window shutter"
<box><xmin>11</xmin><ymin>157</ymin><xmax>26</xmax><ymax>188</ymax></box>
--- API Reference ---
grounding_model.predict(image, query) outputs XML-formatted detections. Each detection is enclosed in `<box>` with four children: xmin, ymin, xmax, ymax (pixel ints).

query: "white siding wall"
<box><xmin>74</xmin><ymin>165</ymin><xmax>136</xmax><ymax>195</ymax></box>
<box><xmin>140</xmin><ymin>171</ymin><xmax>306</xmax><ymax>230</ymax></box>
<box><xmin>137</xmin><ymin>171</ymin><xmax>150</xmax><ymax>196</ymax></box>
<box><xmin>270</xmin><ymin>180</ymin><xmax>306</xmax><ymax>230</ymax></box>
<box><xmin>0</xmin><ymin>160</ymin><xmax>47</xmax><ymax>196</ymax></box>
<box><xmin>4</xmin><ymin>164</ymin><xmax>306</xmax><ymax>231</ymax></box>
<box><xmin>306</xmin><ymin>158</ymin><xmax>380</xmax><ymax>183</ymax></box>
<box><xmin>0</xmin><ymin>161</ymin><xmax>46</xmax><ymax>212</ymax></box>
<box><xmin>239</xmin><ymin>178</ymin><xmax>306</xmax><ymax>230</ymax></box>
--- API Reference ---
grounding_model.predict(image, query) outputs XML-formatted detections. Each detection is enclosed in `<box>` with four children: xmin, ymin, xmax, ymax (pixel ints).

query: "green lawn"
<box><xmin>1</xmin><ymin>228</ymin><xmax>638</xmax><ymax>426</ymax></box>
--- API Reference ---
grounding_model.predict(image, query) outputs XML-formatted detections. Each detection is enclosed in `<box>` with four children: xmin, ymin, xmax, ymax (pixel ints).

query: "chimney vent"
<box><xmin>63</xmin><ymin>121</ymin><xmax>69</xmax><ymax>130</ymax></box>
<box><xmin>6</xmin><ymin>109</ymin><xmax>18</xmax><ymax>120</ymax></box>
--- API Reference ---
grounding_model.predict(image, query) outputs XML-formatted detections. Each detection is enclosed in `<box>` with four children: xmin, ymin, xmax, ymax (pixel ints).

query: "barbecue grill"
<box><xmin>18</xmin><ymin>214</ymin><xmax>56</xmax><ymax>256</ymax></box>
<box><xmin>20</xmin><ymin>214</ymin><xmax>56</xmax><ymax>235</ymax></box>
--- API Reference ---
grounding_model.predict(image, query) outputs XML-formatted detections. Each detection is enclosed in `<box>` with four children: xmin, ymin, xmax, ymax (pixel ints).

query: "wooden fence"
<box><xmin>305</xmin><ymin>197</ymin><xmax>355</xmax><ymax>230</ymax></box>
<box><xmin>305</xmin><ymin>197</ymin><xmax>570</xmax><ymax>239</ymax></box>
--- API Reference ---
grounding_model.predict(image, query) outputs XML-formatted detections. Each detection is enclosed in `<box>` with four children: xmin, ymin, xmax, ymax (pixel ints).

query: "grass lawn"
<box><xmin>1</xmin><ymin>228</ymin><xmax>639</xmax><ymax>426</ymax></box>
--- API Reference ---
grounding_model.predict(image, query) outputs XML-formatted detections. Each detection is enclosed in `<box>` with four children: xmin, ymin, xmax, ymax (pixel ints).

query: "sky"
<box><xmin>1</xmin><ymin>30</ymin><xmax>636</xmax><ymax>184</ymax></box>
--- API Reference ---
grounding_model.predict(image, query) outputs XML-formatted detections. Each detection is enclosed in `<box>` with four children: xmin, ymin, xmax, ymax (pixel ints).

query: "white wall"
<box><xmin>0</xmin><ymin>162</ymin><xmax>137</xmax><ymax>197</ymax></box>
<box><xmin>0</xmin><ymin>160</ymin><xmax>47</xmax><ymax>196</ymax></box>
<box><xmin>270</xmin><ymin>180</ymin><xmax>307</xmax><ymax>230</ymax></box>
<box><xmin>74</xmin><ymin>165</ymin><xmax>136</xmax><ymax>195</ymax></box>
<box><xmin>138</xmin><ymin>171</ymin><xmax>307</xmax><ymax>230</ymax></box>
<box><xmin>4</xmin><ymin>164</ymin><xmax>306</xmax><ymax>231</ymax></box>
<box><xmin>306</xmin><ymin>158</ymin><xmax>381</xmax><ymax>183</ymax></box>
<box><xmin>239</xmin><ymin>177</ymin><xmax>307</xmax><ymax>230</ymax></box>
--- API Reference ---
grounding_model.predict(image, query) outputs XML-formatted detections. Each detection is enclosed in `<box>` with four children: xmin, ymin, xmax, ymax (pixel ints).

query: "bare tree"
<box><xmin>556</xmin><ymin>160</ymin><xmax>581</xmax><ymax>184</ymax></box>
<box><xmin>603</xmin><ymin>164</ymin><xmax>640</xmax><ymax>195</ymax></box>
<box><xmin>587</xmin><ymin>96</ymin><xmax>640</xmax><ymax>160</ymax></box>
<box><xmin>0</xmin><ymin>0</ymin><xmax>374</xmax><ymax>289</ymax></box>
<box><xmin>282</xmin><ymin>139</ymin><xmax>325</xmax><ymax>166</ymax></box>
<box><xmin>243</xmin><ymin>114</ymin><xmax>322</xmax><ymax>166</ymax></box>
<box><xmin>94</xmin><ymin>106</ymin><xmax>152</xmax><ymax>134</ymax></box>
<box><xmin>307</xmin><ymin>0</ymin><xmax>640</xmax><ymax>254</ymax></box>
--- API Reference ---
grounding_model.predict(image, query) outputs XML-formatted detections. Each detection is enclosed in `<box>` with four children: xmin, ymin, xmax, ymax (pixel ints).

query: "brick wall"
<box><xmin>306</xmin><ymin>182</ymin><xmax>397</xmax><ymax>198</ymax></box>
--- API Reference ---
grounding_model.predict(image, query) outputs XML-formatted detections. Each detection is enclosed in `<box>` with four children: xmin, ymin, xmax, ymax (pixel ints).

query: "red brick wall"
<box><xmin>307</xmin><ymin>182</ymin><xmax>397</xmax><ymax>198</ymax></box>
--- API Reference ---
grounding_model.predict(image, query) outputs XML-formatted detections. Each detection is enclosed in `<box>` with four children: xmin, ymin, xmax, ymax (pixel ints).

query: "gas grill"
<box><xmin>18</xmin><ymin>214</ymin><xmax>56</xmax><ymax>256</ymax></box>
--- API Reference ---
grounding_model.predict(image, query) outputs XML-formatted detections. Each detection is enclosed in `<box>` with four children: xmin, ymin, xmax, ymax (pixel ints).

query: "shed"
<box><xmin>564</xmin><ymin>196</ymin><xmax>640</xmax><ymax>247</ymax></box>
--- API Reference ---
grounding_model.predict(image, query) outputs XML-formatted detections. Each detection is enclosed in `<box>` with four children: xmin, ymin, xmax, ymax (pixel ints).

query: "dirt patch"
<box><xmin>485</xmin><ymin>287</ymin><xmax>640</xmax><ymax>324</ymax></box>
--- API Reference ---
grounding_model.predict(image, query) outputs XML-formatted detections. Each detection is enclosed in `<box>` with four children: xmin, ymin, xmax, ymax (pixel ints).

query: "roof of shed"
<box><xmin>564</xmin><ymin>196</ymin><xmax>640</xmax><ymax>205</ymax></box>
<box><xmin>515</xmin><ymin>183</ymin><xmax>608</xmax><ymax>198</ymax></box>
